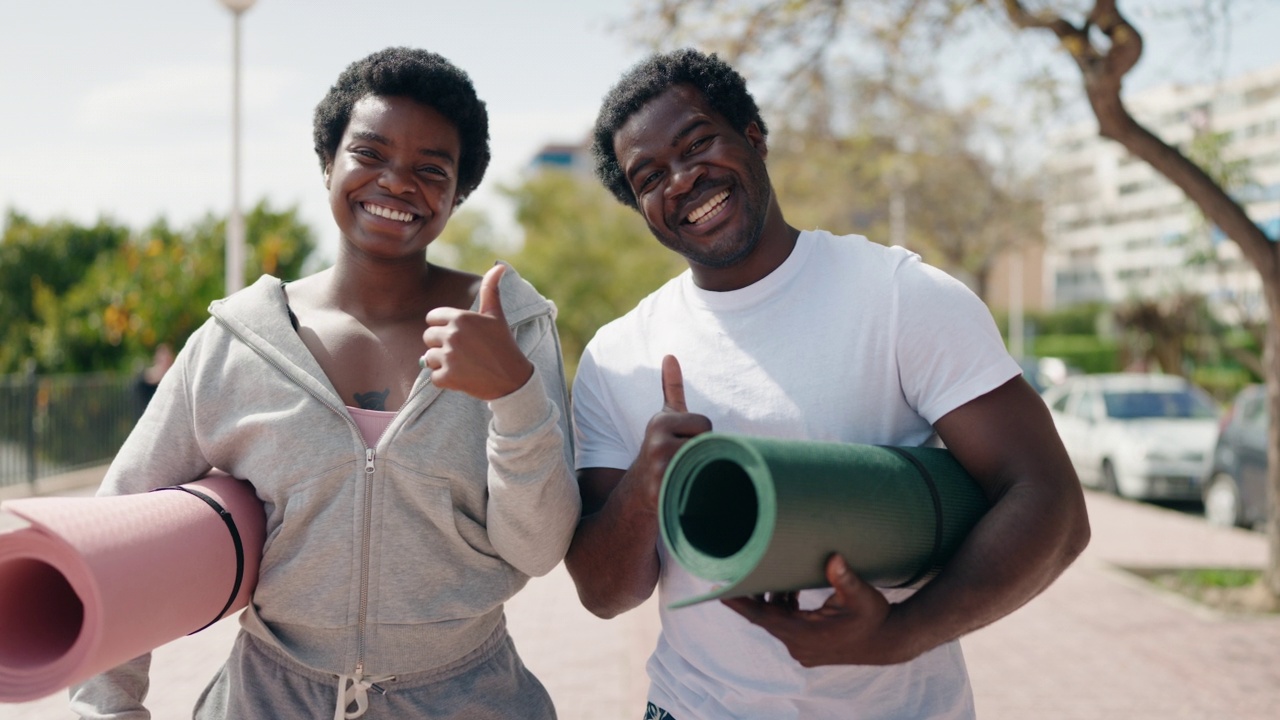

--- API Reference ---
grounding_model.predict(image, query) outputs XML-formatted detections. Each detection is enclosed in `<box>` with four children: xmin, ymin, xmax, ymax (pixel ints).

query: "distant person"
<box><xmin>131</xmin><ymin>342</ymin><xmax>173</xmax><ymax>418</ymax></box>
<box><xmin>565</xmin><ymin>48</ymin><xmax>1091</xmax><ymax>719</ymax></box>
<box><xmin>71</xmin><ymin>46</ymin><xmax>578</xmax><ymax>719</ymax></box>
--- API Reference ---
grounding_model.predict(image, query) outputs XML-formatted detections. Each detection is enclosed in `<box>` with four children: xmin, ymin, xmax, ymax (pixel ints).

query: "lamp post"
<box><xmin>219</xmin><ymin>0</ymin><xmax>256</xmax><ymax>296</ymax></box>
<box><xmin>888</xmin><ymin>134</ymin><xmax>915</xmax><ymax>252</ymax></box>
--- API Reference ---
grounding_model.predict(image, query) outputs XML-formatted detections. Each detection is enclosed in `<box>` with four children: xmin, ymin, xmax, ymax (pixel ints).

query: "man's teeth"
<box><xmin>686</xmin><ymin>190</ymin><xmax>730</xmax><ymax>225</ymax></box>
<box><xmin>364</xmin><ymin>203</ymin><xmax>415</xmax><ymax>223</ymax></box>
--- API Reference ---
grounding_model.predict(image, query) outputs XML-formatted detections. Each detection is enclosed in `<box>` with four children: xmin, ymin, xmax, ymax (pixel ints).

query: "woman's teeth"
<box><xmin>364</xmin><ymin>203</ymin><xmax>414</xmax><ymax>223</ymax></box>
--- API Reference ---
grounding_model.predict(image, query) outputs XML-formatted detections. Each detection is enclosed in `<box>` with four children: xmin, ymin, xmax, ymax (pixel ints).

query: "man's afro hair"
<box><xmin>591</xmin><ymin>48</ymin><xmax>767</xmax><ymax>208</ymax></box>
<box><xmin>313</xmin><ymin>47</ymin><xmax>490</xmax><ymax>205</ymax></box>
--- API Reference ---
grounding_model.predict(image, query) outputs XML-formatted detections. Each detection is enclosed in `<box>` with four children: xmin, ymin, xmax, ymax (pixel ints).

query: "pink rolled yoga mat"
<box><xmin>0</xmin><ymin>473</ymin><xmax>265</xmax><ymax>702</ymax></box>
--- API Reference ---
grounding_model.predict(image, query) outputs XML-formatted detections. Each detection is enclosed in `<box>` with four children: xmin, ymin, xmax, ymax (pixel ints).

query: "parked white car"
<box><xmin>1041</xmin><ymin>373</ymin><xmax>1220</xmax><ymax>501</ymax></box>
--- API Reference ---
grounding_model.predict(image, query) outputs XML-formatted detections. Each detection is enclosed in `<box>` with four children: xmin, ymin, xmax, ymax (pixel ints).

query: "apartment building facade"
<box><xmin>1044</xmin><ymin>62</ymin><xmax>1280</xmax><ymax>323</ymax></box>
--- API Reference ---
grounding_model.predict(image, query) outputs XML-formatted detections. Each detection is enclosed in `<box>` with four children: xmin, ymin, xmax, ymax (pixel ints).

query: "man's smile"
<box><xmin>684</xmin><ymin>190</ymin><xmax>730</xmax><ymax>226</ymax></box>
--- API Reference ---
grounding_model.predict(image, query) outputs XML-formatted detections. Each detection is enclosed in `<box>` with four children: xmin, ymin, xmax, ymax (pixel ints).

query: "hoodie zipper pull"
<box><xmin>365</xmin><ymin>448</ymin><xmax>375</xmax><ymax>474</ymax></box>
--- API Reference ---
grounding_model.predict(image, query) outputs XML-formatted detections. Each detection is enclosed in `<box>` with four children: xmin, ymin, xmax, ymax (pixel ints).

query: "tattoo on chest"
<box><xmin>353</xmin><ymin>389</ymin><xmax>390</xmax><ymax>410</ymax></box>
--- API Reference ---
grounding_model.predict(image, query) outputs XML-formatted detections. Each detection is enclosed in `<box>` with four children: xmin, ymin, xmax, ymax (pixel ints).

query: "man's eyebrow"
<box><xmin>626</xmin><ymin>118</ymin><xmax>712</xmax><ymax>183</ymax></box>
<box><xmin>671</xmin><ymin>118</ymin><xmax>710</xmax><ymax>147</ymax></box>
<box><xmin>349</xmin><ymin>130</ymin><xmax>456</xmax><ymax>166</ymax></box>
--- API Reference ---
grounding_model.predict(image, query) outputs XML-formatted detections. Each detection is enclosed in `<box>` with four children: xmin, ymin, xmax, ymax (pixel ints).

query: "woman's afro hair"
<box><xmin>313</xmin><ymin>47</ymin><xmax>490</xmax><ymax>205</ymax></box>
<box><xmin>591</xmin><ymin>48</ymin><xmax>766</xmax><ymax>208</ymax></box>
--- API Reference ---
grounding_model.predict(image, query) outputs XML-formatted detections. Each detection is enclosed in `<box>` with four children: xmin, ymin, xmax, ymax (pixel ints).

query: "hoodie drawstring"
<box><xmin>334</xmin><ymin>673</ymin><xmax>396</xmax><ymax>720</ymax></box>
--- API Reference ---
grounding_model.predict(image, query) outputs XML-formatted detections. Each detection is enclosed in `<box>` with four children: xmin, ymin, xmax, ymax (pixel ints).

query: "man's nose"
<box><xmin>664</xmin><ymin>160</ymin><xmax>704</xmax><ymax>201</ymax></box>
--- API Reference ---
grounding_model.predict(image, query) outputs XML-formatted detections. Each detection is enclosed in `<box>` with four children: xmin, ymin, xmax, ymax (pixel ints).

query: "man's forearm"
<box><xmin>882</xmin><ymin>477</ymin><xmax>1090</xmax><ymax>662</ymax></box>
<box><xmin>564</xmin><ymin>474</ymin><xmax>663</xmax><ymax>619</ymax></box>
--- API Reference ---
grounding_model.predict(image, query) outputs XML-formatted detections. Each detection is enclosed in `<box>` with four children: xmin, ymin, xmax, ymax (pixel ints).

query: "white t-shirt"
<box><xmin>572</xmin><ymin>230</ymin><xmax>1021</xmax><ymax>719</ymax></box>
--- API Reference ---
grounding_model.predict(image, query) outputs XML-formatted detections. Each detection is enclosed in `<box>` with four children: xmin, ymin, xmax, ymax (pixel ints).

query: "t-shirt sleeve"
<box><xmin>571</xmin><ymin>345</ymin><xmax>636</xmax><ymax>472</ymax></box>
<box><xmin>893</xmin><ymin>258</ymin><xmax>1022</xmax><ymax>424</ymax></box>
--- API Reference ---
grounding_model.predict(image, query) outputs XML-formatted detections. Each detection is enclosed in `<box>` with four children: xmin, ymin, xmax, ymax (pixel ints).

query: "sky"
<box><xmin>3</xmin><ymin>1</ymin><xmax>1280</xmax><ymax>265</ymax></box>
<box><xmin>0</xmin><ymin>0</ymin><xmax>646</xmax><ymax>263</ymax></box>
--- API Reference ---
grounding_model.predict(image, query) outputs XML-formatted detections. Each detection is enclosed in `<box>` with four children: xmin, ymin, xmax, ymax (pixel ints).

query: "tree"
<box><xmin>0</xmin><ymin>212</ymin><xmax>130</xmax><ymax>372</ymax></box>
<box><xmin>434</xmin><ymin>207</ymin><xmax>515</xmax><ymax>275</ymax></box>
<box><xmin>1003</xmin><ymin>1</ymin><xmax>1279</xmax><ymax>604</ymax></box>
<box><xmin>629</xmin><ymin>0</ymin><xmax>1280</xmax><ymax>602</ymax></box>
<box><xmin>628</xmin><ymin>4</ymin><xmax>1047</xmax><ymax>302</ymax></box>
<box><xmin>1112</xmin><ymin>293</ymin><xmax>1205</xmax><ymax>375</ymax></box>
<box><xmin>891</xmin><ymin>110</ymin><xmax>1044</xmax><ymax>298</ymax></box>
<box><xmin>0</xmin><ymin>201</ymin><xmax>317</xmax><ymax>374</ymax></box>
<box><xmin>503</xmin><ymin>172</ymin><xmax>687</xmax><ymax>381</ymax></box>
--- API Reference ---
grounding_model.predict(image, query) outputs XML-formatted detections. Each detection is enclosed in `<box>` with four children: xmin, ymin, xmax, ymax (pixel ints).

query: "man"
<box><xmin>564</xmin><ymin>48</ymin><xmax>1090</xmax><ymax>719</ymax></box>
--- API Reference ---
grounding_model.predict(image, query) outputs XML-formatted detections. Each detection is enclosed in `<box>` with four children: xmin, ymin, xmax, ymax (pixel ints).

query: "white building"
<box><xmin>1044</xmin><ymin>62</ymin><xmax>1280</xmax><ymax>323</ymax></box>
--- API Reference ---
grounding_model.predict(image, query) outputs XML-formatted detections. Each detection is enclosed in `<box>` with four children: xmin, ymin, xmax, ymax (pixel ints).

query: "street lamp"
<box><xmin>219</xmin><ymin>0</ymin><xmax>257</xmax><ymax>296</ymax></box>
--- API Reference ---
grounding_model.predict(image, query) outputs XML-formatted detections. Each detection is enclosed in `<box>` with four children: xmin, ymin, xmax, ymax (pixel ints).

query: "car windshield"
<box><xmin>1102</xmin><ymin>389</ymin><xmax>1217</xmax><ymax>420</ymax></box>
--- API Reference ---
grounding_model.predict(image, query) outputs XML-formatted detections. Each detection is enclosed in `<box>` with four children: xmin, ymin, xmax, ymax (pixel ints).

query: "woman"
<box><xmin>71</xmin><ymin>47</ymin><xmax>579</xmax><ymax>719</ymax></box>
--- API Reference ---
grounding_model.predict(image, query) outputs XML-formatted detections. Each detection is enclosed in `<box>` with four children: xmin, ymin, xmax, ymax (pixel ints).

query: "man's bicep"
<box><xmin>932</xmin><ymin>375</ymin><xmax>1078</xmax><ymax>500</ymax></box>
<box><xmin>578</xmin><ymin>466</ymin><xmax>628</xmax><ymax>516</ymax></box>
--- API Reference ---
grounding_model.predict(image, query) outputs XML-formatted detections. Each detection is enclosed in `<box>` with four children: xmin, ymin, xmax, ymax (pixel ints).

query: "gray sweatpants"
<box><xmin>193</xmin><ymin>625</ymin><xmax>556</xmax><ymax>719</ymax></box>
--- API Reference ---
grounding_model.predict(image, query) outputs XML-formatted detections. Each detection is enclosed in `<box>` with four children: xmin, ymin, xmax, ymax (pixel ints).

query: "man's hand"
<box><xmin>566</xmin><ymin>355</ymin><xmax>713</xmax><ymax>617</ymax></box>
<box><xmin>628</xmin><ymin>355</ymin><xmax>713</xmax><ymax>512</ymax></box>
<box><xmin>422</xmin><ymin>263</ymin><xmax>534</xmax><ymax>400</ymax></box>
<box><xmin>722</xmin><ymin>554</ymin><xmax>905</xmax><ymax>667</ymax></box>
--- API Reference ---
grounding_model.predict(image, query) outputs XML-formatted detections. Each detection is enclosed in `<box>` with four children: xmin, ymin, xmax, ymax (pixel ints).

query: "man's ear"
<box><xmin>323</xmin><ymin>163</ymin><xmax>332</xmax><ymax>190</ymax></box>
<box><xmin>744</xmin><ymin>121</ymin><xmax>768</xmax><ymax>159</ymax></box>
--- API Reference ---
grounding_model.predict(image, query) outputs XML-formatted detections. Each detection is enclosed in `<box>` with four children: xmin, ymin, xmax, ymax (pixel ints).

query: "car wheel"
<box><xmin>1203</xmin><ymin>473</ymin><xmax>1243</xmax><ymax>528</ymax></box>
<box><xmin>1100</xmin><ymin>460</ymin><xmax>1120</xmax><ymax>496</ymax></box>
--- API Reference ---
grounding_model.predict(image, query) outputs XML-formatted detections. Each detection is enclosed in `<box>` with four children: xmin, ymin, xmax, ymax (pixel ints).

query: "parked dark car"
<box><xmin>1203</xmin><ymin>384</ymin><xmax>1270</xmax><ymax>529</ymax></box>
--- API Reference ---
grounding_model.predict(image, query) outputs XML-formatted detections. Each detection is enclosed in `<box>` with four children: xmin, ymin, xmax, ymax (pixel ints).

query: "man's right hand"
<box><xmin>629</xmin><ymin>354</ymin><xmax>713</xmax><ymax>513</ymax></box>
<box><xmin>567</xmin><ymin>354</ymin><xmax>713</xmax><ymax>617</ymax></box>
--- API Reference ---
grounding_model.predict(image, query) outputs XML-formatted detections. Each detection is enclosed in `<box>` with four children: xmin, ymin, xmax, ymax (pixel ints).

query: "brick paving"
<box><xmin>2</xmin><ymin>477</ymin><xmax>1275</xmax><ymax>719</ymax></box>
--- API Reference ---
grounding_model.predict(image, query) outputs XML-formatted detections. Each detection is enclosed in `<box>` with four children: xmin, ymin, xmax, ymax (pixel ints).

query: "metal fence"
<box><xmin>0</xmin><ymin>365</ymin><xmax>137</xmax><ymax>490</ymax></box>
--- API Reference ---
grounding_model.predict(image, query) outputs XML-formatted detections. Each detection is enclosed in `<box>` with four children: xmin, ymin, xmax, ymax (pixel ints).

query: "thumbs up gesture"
<box><xmin>422</xmin><ymin>263</ymin><xmax>534</xmax><ymax>400</ymax></box>
<box><xmin>630</xmin><ymin>355</ymin><xmax>713</xmax><ymax>511</ymax></box>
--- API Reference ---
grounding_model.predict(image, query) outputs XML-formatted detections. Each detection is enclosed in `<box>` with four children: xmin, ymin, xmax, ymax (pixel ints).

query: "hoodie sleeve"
<box><xmin>483</xmin><ymin>312</ymin><xmax>581</xmax><ymax>577</ymax></box>
<box><xmin>99</xmin><ymin>325</ymin><xmax>216</xmax><ymax>496</ymax></box>
<box><xmin>68</xmin><ymin>654</ymin><xmax>151</xmax><ymax>720</ymax></box>
<box><xmin>69</xmin><ymin>327</ymin><xmax>215</xmax><ymax>718</ymax></box>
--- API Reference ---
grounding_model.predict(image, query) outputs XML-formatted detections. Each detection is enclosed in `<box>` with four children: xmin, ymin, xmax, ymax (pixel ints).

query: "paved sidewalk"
<box><xmin>964</xmin><ymin>491</ymin><xmax>1277</xmax><ymax>720</ymax></box>
<box><xmin>2</xmin><ymin>486</ymin><xmax>1275</xmax><ymax>719</ymax></box>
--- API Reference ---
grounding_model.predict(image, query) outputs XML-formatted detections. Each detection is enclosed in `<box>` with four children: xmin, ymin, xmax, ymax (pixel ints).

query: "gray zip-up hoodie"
<box><xmin>71</xmin><ymin>267</ymin><xmax>581</xmax><ymax>717</ymax></box>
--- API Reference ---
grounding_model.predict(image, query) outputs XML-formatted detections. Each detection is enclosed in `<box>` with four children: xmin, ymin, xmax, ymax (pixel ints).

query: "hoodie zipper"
<box><xmin>354</xmin><ymin>446</ymin><xmax>375</xmax><ymax>679</ymax></box>
<box><xmin>214</xmin><ymin>285</ymin><xmax>545</xmax><ymax>684</ymax></box>
<box><xmin>214</xmin><ymin>316</ymin><xmax>428</xmax><ymax>683</ymax></box>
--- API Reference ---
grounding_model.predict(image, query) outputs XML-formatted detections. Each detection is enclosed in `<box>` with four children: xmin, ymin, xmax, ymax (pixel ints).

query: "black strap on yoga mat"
<box><xmin>881</xmin><ymin>447</ymin><xmax>945</xmax><ymax>589</ymax></box>
<box><xmin>152</xmin><ymin>485</ymin><xmax>246</xmax><ymax>633</ymax></box>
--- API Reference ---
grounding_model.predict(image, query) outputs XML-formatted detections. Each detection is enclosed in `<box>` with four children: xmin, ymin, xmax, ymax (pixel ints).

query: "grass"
<box><xmin>1162</xmin><ymin>568</ymin><xmax>1260</xmax><ymax>589</ymax></box>
<box><xmin>1123</xmin><ymin>566</ymin><xmax>1280</xmax><ymax>615</ymax></box>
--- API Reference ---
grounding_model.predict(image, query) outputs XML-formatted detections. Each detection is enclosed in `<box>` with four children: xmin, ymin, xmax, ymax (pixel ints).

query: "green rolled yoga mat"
<box><xmin>659</xmin><ymin>432</ymin><xmax>989</xmax><ymax>608</ymax></box>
